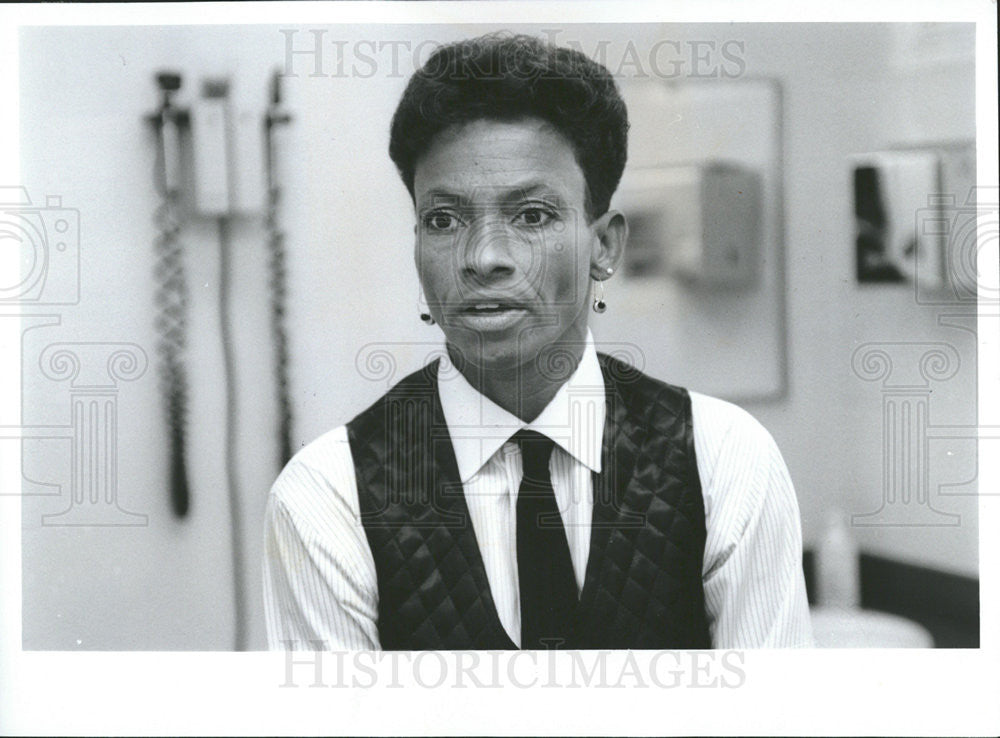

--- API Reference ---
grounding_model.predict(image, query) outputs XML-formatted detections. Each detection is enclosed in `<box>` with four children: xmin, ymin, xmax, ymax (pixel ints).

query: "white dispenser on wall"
<box><xmin>616</xmin><ymin>162</ymin><xmax>762</xmax><ymax>288</ymax></box>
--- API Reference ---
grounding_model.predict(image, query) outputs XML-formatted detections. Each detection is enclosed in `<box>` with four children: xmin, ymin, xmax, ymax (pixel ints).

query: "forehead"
<box><xmin>412</xmin><ymin>118</ymin><xmax>586</xmax><ymax>204</ymax></box>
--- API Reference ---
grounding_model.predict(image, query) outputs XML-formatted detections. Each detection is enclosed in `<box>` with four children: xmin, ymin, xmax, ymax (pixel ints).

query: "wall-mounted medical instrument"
<box><xmin>146</xmin><ymin>70</ymin><xmax>296</xmax><ymax>650</ymax></box>
<box><xmin>146</xmin><ymin>71</ymin><xmax>192</xmax><ymax>519</ymax></box>
<box><xmin>617</xmin><ymin>162</ymin><xmax>762</xmax><ymax>288</ymax></box>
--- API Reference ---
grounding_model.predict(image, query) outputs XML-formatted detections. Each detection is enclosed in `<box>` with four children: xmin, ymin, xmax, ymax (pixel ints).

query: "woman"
<box><xmin>264</xmin><ymin>32</ymin><xmax>812</xmax><ymax>650</ymax></box>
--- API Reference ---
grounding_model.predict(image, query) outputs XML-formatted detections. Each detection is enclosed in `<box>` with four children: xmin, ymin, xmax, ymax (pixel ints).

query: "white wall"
<box><xmin>17</xmin><ymin>22</ymin><xmax>978</xmax><ymax>650</ymax></box>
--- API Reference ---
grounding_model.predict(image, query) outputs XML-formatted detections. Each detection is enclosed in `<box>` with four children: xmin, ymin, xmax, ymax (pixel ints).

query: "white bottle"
<box><xmin>815</xmin><ymin>509</ymin><xmax>861</xmax><ymax>609</ymax></box>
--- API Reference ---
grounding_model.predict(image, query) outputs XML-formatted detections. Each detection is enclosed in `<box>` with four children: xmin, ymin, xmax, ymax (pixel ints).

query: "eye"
<box><xmin>422</xmin><ymin>210</ymin><xmax>462</xmax><ymax>233</ymax></box>
<box><xmin>513</xmin><ymin>205</ymin><xmax>557</xmax><ymax>228</ymax></box>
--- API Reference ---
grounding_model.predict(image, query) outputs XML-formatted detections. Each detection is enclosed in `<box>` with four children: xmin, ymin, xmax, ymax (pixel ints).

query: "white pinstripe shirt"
<box><xmin>263</xmin><ymin>337</ymin><xmax>813</xmax><ymax>649</ymax></box>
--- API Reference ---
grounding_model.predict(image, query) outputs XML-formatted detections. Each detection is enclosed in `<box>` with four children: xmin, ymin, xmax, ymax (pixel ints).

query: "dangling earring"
<box><xmin>592</xmin><ymin>267</ymin><xmax>613</xmax><ymax>313</ymax></box>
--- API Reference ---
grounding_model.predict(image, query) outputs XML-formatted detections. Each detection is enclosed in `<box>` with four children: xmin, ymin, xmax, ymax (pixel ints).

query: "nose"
<box><xmin>460</xmin><ymin>217</ymin><xmax>517</xmax><ymax>284</ymax></box>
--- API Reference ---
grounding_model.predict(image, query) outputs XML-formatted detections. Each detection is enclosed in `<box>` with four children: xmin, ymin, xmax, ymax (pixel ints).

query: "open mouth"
<box><xmin>463</xmin><ymin>303</ymin><xmax>513</xmax><ymax>314</ymax></box>
<box><xmin>453</xmin><ymin>302</ymin><xmax>528</xmax><ymax>329</ymax></box>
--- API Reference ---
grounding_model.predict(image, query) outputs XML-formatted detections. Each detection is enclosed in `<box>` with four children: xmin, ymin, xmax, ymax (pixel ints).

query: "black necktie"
<box><xmin>514</xmin><ymin>429</ymin><xmax>578</xmax><ymax>649</ymax></box>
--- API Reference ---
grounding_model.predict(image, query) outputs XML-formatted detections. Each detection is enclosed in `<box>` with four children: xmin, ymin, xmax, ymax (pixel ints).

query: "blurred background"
<box><xmin>13</xmin><ymin>22</ymin><xmax>981</xmax><ymax>649</ymax></box>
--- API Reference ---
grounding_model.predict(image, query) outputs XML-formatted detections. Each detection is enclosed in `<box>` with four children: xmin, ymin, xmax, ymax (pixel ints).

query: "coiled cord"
<box><xmin>152</xmin><ymin>144</ymin><xmax>190</xmax><ymax>518</ymax></box>
<box><xmin>266</xmin><ymin>184</ymin><xmax>294</xmax><ymax>466</ymax></box>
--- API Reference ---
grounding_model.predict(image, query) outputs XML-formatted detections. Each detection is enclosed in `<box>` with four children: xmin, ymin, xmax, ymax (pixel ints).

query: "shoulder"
<box><xmin>597</xmin><ymin>352</ymin><xmax>690</xmax><ymax>421</ymax></box>
<box><xmin>345</xmin><ymin>360</ymin><xmax>441</xmax><ymax>442</ymax></box>
<box><xmin>689</xmin><ymin>391</ymin><xmax>780</xmax><ymax>458</ymax></box>
<box><xmin>689</xmin><ymin>391</ymin><xmax>788</xmax><ymax>495</ymax></box>
<box><xmin>268</xmin><ymin>425</ymin><xmax>360</xmax><ymax>534</ymax></box>
<box><xmin>272</xmin><ymin>359</ymin><xmax>440</xmax><ymax>520</ymax></box>
<box><xmin>289</xmin><ymin>424</ymin><xmax>355</xmax><ymax>469</ymax></box>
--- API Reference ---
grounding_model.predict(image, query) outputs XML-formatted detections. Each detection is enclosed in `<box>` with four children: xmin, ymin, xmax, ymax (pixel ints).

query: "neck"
<box><xmin>450</xmin><ymin>337</ymin><xmax>586</xmax><ymax>423</ymax></box>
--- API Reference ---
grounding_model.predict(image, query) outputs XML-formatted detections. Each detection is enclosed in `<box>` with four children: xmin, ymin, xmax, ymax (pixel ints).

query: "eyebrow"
<box><xmin>418</xmin><ymin>182</ymin><xmax>566</xmax><ymax>209</ymax></box>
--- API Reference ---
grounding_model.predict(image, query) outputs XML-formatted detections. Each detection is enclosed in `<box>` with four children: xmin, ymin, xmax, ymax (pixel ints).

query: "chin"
<box><xmin>448</xmin><ymin>336</ymin><xmax>529</xmax><ymax>373</ymax></box>
<box><xmin>475</xmin><ymin>345</ymin><xmax>528</xmax><ymax>373</ymax></box>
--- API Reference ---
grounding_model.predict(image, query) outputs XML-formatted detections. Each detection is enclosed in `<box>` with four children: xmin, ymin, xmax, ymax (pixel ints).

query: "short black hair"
<box><xmin>388</xmin><ymin>32</ymin><xmax>629</xmax><ymax>221</ymax></box>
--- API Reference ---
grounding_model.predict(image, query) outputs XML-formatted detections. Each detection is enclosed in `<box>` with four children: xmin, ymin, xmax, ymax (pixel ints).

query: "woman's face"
<box><xmin>412</xmin><ymin>117</ymin><xmax>623</xmax><ymax>377</ymax></box>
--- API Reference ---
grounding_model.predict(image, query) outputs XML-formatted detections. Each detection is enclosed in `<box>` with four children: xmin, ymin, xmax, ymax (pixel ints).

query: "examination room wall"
<box><xmin>17</xmin><ymin>23</ymin><xmax>978</xmax><ymax>650</ymax></box>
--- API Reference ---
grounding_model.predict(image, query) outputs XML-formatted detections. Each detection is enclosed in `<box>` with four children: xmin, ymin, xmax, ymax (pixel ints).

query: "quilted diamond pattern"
<box><xmin>347</xmin><ymin>354</ymin><xmax>709</xmax><ymax>650</ymax></box>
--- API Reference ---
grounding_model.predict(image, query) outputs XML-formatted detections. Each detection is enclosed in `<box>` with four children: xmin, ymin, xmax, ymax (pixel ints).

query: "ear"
<box><xmin>589</xmin><ymin>209</ymin><xmax>628</xmax><ymax>280</ymax></box>
<box><xmin>412</xmin><ymin>222</ymin><xmax>420</xmax><ymax>269</ymax></box>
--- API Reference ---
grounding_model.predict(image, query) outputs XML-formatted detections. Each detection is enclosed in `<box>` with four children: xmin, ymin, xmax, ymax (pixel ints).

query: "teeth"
<box><xmin>474</xmin><ymin>304</ymin><xmax>501</xmax><ymax>310</ymax></box>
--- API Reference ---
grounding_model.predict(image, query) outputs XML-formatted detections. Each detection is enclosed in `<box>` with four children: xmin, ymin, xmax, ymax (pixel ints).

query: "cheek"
<box><xmin>546</xmin><ymin>253</ymin><xmax>588</xmax><ymax>310</ymax></box>
<box><xmin>415</xmin><ymin>249</ymin><xmax>451</xmax><ymax>291</ymax></box>
<box><xmin>552</xmin><ymin>227</ymin><xmax>595</xmax><ymax>291</ymax></box>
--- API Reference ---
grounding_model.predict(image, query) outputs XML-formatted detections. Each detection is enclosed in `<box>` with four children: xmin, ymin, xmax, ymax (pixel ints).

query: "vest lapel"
<box><xmin>423</xmin><ymin>362</ymin><xmax>517</xmax><ymax>649</ymax></box>
<box><xmin>573</xmin><ymin>356</ymin><xmax>654</xmax><ymax>646</ymax></box>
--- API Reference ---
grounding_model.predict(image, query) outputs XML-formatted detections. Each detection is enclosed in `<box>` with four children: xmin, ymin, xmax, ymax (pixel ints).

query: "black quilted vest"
<box><xmin>346</xmin><ymin>353</ymin><xmax>710</xmax><ymax>650</ymax></box>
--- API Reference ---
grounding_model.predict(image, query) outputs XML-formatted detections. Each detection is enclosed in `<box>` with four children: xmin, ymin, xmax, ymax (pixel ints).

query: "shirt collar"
<box><xmin>438</xmin><ymin>330</ymin><xmax>606</xmax><ymax>482</ymax></box>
